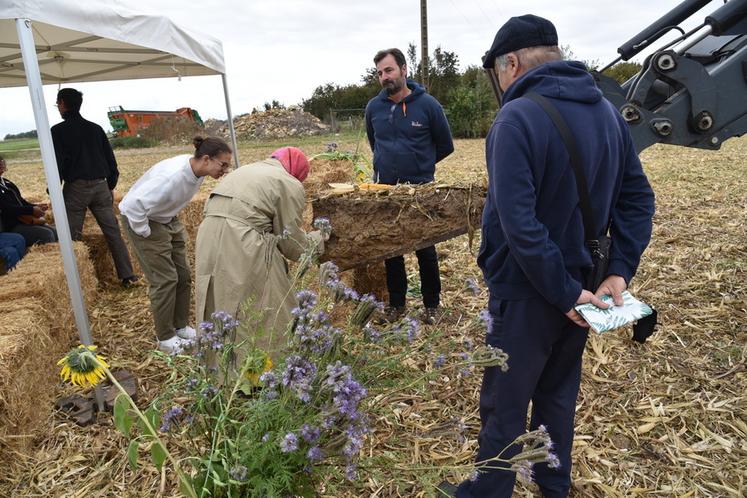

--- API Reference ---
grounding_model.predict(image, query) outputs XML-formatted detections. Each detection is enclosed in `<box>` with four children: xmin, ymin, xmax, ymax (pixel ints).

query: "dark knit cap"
<box><xmin>482</xmin><ymin>14</ymin><xmax>558</xmax><ymax>68</ymax></box>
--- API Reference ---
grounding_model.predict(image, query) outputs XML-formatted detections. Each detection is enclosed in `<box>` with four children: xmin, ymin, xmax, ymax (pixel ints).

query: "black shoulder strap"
<box><xmin>524</xmin><ymin>91</ymin><xmax>597</xmax><ymax>241</ymax></box>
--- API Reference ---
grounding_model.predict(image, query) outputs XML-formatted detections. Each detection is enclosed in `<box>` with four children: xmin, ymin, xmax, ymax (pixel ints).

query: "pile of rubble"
<box><xmin>203</xmin><ymin>108</ymin><xmax>329</xmax><ymax>140</ymax></box>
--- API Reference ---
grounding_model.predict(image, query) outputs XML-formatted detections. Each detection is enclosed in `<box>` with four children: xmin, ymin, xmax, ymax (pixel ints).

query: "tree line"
<box><xmin>4</xmin><ymin>129</ymin><xmax>37</xmax><ymax>140</ymax></box>
<box><xmin>302</xmin><ymin>43</ymin><xmax>641</xmax><ymax>139</ymax></box>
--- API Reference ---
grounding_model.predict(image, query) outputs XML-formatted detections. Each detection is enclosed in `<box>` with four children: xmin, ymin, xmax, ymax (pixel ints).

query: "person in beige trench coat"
<box><xmin>194</xmin><ymin>147</ymin><xmax>324</xmax><ymax>378</ymax></box>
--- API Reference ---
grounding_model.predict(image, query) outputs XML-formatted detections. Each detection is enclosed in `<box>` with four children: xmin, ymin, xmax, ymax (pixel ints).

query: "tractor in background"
<box><xmin>107</xmin><ymin>106</ymin><xmax>203</xmax><ymax>137</ymax></box>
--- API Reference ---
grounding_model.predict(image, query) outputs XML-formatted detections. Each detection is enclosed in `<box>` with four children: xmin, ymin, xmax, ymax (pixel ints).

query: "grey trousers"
<box><xmin>122</xmin><ymin>215</ymin><xmax>191</xmax><ymax>341</ymax></box>
<box><xmin>12</xmin><ymin>223</ymin><xmax>58</xmax><ymax>246</ymax></box>
<box><xmin>63</xmin><ymin>179</ymin><xmax>134</xmax><ymax>280</ymax></box>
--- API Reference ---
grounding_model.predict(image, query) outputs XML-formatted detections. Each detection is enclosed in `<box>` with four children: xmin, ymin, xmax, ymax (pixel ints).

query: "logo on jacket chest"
<box><xmin>410</xmin><ymin>120</ymin><xmax>423</xmax><ymax>128</ymax></box>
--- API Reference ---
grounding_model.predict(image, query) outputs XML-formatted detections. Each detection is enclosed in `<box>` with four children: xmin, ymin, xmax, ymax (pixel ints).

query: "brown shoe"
<box><xmin>423</xmin><ymin>307</ymin><xmax>440</xmax><ymax>325</ymax></box>
<box><xmin>379</xmin><ymin>305</ymin><xmax>406</xmax><ymax>324</ymax></box>
<box><xmin>121</xmin><ymin>275</ymin><xmax>141</xmax><ymax>288</ymax></box>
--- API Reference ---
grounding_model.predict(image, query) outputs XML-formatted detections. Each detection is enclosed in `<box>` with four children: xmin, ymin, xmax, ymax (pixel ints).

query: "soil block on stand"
<box><xmin>312</xmin><ymin>183</ymin><xmax>486</xmax><ymax>271</ymax></box>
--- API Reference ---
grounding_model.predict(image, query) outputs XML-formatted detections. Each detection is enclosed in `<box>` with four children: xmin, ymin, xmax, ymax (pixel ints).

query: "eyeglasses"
<box><xmin>211</xmin><ymin>157</ymin><xmax>231</xmax><ymax>169</ymax></box>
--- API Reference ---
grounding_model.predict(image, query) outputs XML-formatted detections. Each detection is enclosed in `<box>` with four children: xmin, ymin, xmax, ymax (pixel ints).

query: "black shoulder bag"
<box><xmin>525</xmin><ymin>92</ymin><xmax>657</xmax><ymax>343</ymax></box>
<box><xmin>525</xmin><ymin>92</ymin><xmax>610</xmax><ymax>291</ymax></box>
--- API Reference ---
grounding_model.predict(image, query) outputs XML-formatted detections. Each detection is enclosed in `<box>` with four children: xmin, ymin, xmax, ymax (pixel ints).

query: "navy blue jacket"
<box><xmin>477</xmin><ymin>60</ymin><xmax>655</xmax><ymax>313</ymax></box>
<box><xmin>365</xmin><ymin>81</ymin><xmax>454</xmax><ymax>184</ymax></box>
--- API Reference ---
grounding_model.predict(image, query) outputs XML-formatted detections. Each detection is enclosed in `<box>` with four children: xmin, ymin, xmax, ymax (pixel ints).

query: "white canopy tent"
<box><xmin>0</xmin><ymin>0</ymin><xmax>240</xmax><ymax>375</ymax></box>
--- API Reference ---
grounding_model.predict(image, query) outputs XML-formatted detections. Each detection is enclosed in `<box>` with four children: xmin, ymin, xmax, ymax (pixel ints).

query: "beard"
<box><xmin>382</xmin><ymin>76</ymin><xmax>405</xmax><ymax>95</ymax></box>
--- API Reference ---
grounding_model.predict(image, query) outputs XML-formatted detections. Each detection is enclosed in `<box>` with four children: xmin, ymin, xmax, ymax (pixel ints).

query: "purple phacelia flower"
<box><xmin>282</xmin><ymin>355</ymin><xmax>317</xmax><ymax>403</ymax></box>
<box><xmin>159</xmin><ymin>405</ymin><xmax>184</xmax><ymax>432</ymax></box>
<box><xmin>260</xmin><ymin>370</ymin><xmax>278</xmax><ymax>387</ymax></box>
<box><xmin>300</xmin><ymin>424</ymin><xmax>321</xmax><ymax>443</ymax></box>
<box><xmin>434</xmin><ymin>354</ymin><xmax>446</xmax><ymax>369</ymax></box>
<box><xmin>280</xmin><ymin>432</ymin><xmax>299</xmax><ymax>453</ymax></box>
<box><xmin>344</xmin><ymin>463</ymin><xmax>358</xmax><ymax>481</ymax></box>
<box><xmin>478</xmin><ymin>309</ymin><xmax>493</xmax><ymax>334</ymax></box>
<box><xmin>307</xmin><ymin>446</ymin><xmax>324</xmax><ymax>462</ymax></box>
<box><xmin>363</xmin><ymin>323</ymin><xmax>381</xmax><ymax>343</ymax></box>
<box><xmin>465</xmin><ymin>278</ymin><xmax>480</xmax><ymax>295</ymax></box>
<box><xmin>511</xmin><ymin>460</ymin><xmax>534</xmax><ymax>484</ymax></box>
<box><xmin>201</xmin><ymin>385</ymin><xmax>219</xmax><ymax>399</ymax></box>
<box><xmin>296</xmin><ymin>290</ymin><xmax>317</xmax><ymax>310</ymax></box>
<box><xmin>404</xmin><ymin>317</ymin><xmax>420</xmax><ymax>342</ymax></box>
<box><xmin>313</xmin><ymin>217</ymin><xmax>332</xmax><ymax>238</ymax></box>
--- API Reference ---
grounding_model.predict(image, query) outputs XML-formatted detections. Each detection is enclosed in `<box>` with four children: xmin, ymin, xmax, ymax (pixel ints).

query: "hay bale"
<box><xmin>80</xmin><ymin>228</ymin><xmax>142</xmax><ymax>284</ymax></box>
<box><xmin>313</xmin><ymin>183</ymin><xmax>485</xmax><ymax>271</ymax></box>
<box><xmin>181</xmin><ymin>192</ymin><xmax>208</xmax><ymax>244</ymax></box>
<box><xmin>0</xmin><ymin>242</ymin><xmax>98</xmax><ymax>454</ymax></box>
<box><xmin>0</xmin><ymin>300</ymin><xmax>52</xmax><ymax>450</ymax></box>
<box><xmin>0</xmin><ymin>241</ymin><xmax>97</xmax><ymax>335</ymax></box>
<box><xmin>78</xmin><ymin>191</ymin><xmax>208</xmax><ymax>283</ymax></box>
<box><xmin>42</xmin><ymin>243</ymin><xmax>98</xmax><ymax>332</ymax></box>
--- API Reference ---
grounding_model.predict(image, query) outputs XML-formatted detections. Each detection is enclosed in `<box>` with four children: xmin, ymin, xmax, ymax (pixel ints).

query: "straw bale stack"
<box><xmin>79</xmin><ymin>216</ymin><xmax>142</xmax><ymax>284</ymax></box>
<box><xmin>0</xmin><ymin>300</ymin><xmax>50</xmax><ymax>447</ymax></box>
<box><xmin>180</xmin><ymin>192</ymin><xmax>208</xmax><ymax>246</ymax></box>
<box><xmin>77</xmin><ymin>190</ymin><xmax>207</xmax><ymax>283</ymax></box>
<box><xmin>0</xmin><ymin>242</ymin><xmax>97</xmax><ymax>453</ymax></box>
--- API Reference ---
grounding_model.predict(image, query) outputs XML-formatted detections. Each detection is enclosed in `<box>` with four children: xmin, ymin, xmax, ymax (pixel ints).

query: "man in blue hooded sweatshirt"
<box><xmin>448</xmin><ymin>15</ymin><xmax>655</xmax><ymax>498</ymax></box>
<box><xmin>365</xmin><ymin>48</ymin><xmax>454</xmax><ymax>324</ymax></box>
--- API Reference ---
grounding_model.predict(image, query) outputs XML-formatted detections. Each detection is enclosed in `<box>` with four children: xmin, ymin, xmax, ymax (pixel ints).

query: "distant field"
<box><xmin>0</xmin><ymin>138</ymin><xmax>40</xmax><ymax>159</ymax></box>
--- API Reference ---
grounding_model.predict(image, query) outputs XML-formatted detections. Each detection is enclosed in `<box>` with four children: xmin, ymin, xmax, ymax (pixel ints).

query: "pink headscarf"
<box><xmin>270</xmin><ymin>147</ymin><xmax>310</xmax><ymax>182</ymax></box>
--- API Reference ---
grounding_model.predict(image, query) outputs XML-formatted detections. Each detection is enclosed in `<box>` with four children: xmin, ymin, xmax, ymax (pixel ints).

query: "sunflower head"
<box><xmin>244</xmin><ymin>351</ymin><xmax>273</xmax><ymax>386</ymax></box>
<box><xmin>57</xmin><ymin>344</ymin><xmax>110</xmax><ymax>389</ymax></box>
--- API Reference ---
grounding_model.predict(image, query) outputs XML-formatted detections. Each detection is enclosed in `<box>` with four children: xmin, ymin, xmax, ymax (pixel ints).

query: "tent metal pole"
<box><xmin>16</xmin><ymin>18</ymin><xmax>104</xmax><ymax>410</ymax></box>
<box><xmin>221</xmin><ymin>73</ymin><xmax>240</xmax><ymax>167</ymax></box>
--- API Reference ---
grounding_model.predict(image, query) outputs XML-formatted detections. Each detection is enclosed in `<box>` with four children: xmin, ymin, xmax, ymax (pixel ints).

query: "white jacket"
<box><xmin>119</xmin><ymin>154</ymin><xmax>203</xmax><ymax>237</ymax></box>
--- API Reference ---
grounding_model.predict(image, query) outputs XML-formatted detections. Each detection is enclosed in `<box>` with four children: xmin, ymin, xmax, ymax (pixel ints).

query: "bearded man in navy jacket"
<box><xmin>365</xmin><ymin>48</ymin><xmax>454</xmax><ymax>325</ymax></box>
<box><xmin>452</xmin><ymin>15</ymin><xmax>655</xmax><ymax>498</ymax></box>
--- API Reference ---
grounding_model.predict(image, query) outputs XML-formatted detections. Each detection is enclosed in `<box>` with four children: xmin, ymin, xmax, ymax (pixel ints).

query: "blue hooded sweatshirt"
<box><xmin>477</xmin><ymin>60</ymin><xmax>655</xmax><ymax>313</ymax></box>
<box><xmin>365</xmin><ymin>80</ymin><xmax>454</xmax><ymax>184</ymax></box>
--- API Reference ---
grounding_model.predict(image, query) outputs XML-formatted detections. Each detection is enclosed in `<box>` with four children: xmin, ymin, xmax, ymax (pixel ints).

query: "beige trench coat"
<box><xmin>195</xmin><ymin>158</ymin><xmax>323</xmax><ymax>363</ymax></box>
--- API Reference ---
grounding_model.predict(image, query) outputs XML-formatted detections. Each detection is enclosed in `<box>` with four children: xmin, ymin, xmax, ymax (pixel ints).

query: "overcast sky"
<box><xmin>0</xmin><ymin>0</ymin><xmax>718</xmax><ymax>138</ymax></box>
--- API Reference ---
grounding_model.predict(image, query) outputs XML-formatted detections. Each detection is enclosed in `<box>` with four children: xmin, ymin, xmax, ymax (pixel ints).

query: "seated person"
<box><xmin>0</xmin><ymin>231</ymin><xmax>26</xmax><ymax>274</ymax></box>
<box><xmin>0</xmin><ymin>155</ymin><xmax>57</xmax><ymax>246</ymax></box>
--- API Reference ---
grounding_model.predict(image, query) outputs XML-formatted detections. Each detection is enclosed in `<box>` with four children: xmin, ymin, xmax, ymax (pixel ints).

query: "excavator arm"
<box><xmin>593</xmin><ymin>0</ymin><xmax>747</xmax><ymax>153</ymax></box>
<box><xmin>481</xmin><ymin>0</ymin><xmax>747</xmax><ymax>154</ymax></box>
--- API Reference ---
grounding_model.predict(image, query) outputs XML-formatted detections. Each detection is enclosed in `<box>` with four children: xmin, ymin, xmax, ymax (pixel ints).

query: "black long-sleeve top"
<box><xmin>51</xmin><ymin>111</ymin><xmax>119</xmax><ymax>190</ymax></box>
<box><xmin>0</xmin><ymin>177</ymin><xmax>34</xmax><ymax>231</ymax></box>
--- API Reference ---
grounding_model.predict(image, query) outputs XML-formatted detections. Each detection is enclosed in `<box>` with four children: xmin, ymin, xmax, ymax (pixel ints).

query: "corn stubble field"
<box><xmin>1</xmin><ymin>133</ymin><xmax>745</xmax><ymax>497</ymax></box>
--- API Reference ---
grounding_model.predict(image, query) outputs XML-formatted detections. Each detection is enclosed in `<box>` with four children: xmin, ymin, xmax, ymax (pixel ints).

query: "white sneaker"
<box><xmin>158</xmin><ymin>335</ymin><xmax>190</xmax><ymax>354</ymax></box>
<box><xmin>175</xmin><ymin>326</ymin><xmax>197</xmax><ymax>340</ymax></box>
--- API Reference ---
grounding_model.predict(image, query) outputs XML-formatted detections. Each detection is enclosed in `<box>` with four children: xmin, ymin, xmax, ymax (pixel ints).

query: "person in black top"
<box><xmin>0</xmin><ymin>155</ymin><xmax>57</xmax><ymax>246</ymax></box>
<box><xmin>51</xmin><ymin>88</ymin><xmax>138</xmax><ymax>286</ymax></box>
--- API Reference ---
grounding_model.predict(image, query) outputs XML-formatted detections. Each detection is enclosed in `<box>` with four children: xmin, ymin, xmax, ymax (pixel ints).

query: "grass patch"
<box><xmin>0</xmin><ymin>138</ymin><xmax>39</xmax><ymax>158</ymax></box>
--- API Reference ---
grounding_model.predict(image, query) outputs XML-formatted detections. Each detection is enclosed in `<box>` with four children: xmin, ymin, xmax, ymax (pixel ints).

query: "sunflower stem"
<box><xmin>100</xmin><ymin>362</ymin><xmax>198</xmax><ymax>498</ymax></box>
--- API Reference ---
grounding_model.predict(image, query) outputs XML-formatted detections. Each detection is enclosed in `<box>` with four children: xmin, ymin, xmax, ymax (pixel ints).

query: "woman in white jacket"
<box><xmin>119</xmin><ymin>136</ymin><xmax>232</xmax><ymax>353</ymax></box>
